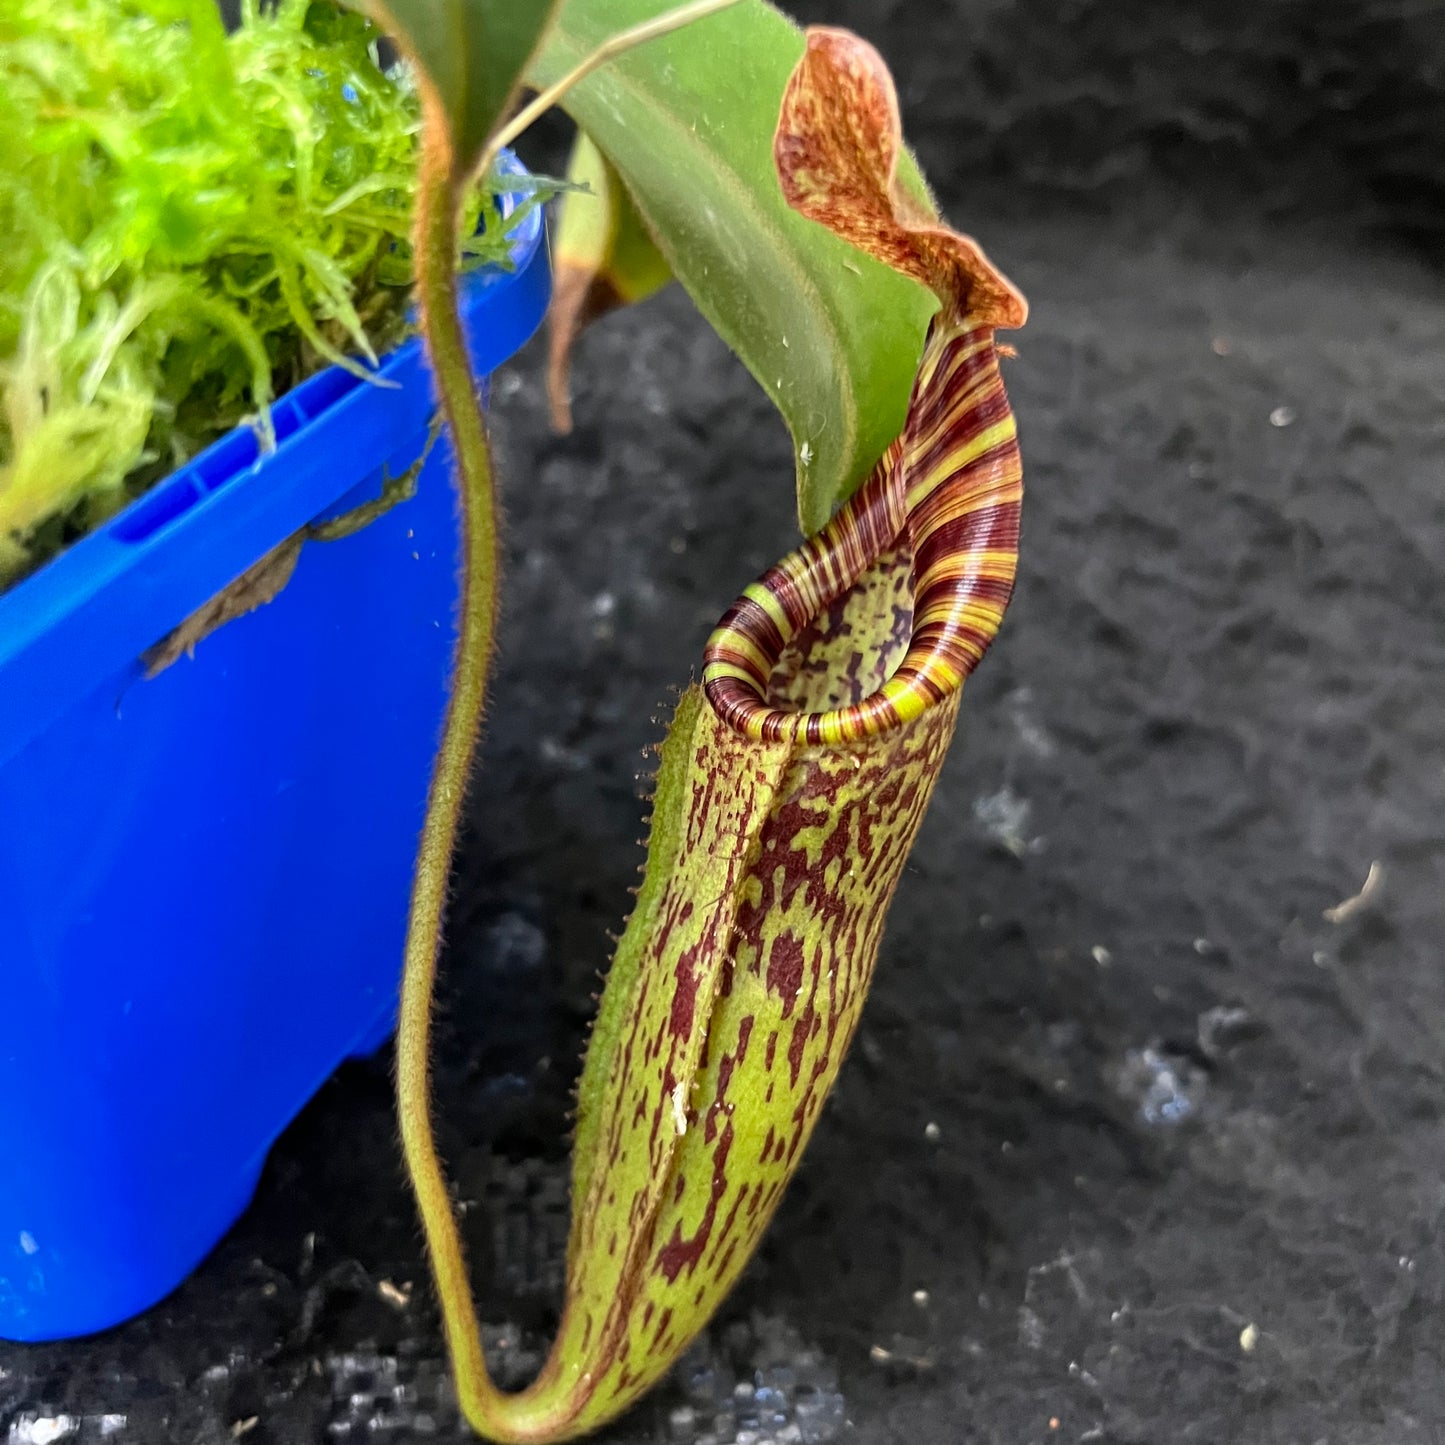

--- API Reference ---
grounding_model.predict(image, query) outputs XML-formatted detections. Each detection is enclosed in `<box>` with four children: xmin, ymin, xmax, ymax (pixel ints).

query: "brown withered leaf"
<box><xmin>774</xmin><ymin>26</ymin><xmax>1027</xmax><ymax>329</ymax></box>
<box><xmin>547</xmin><ymin>130</ymin><xmax>672</xmax><ymax>433</ymax></box>
<box><xmin>143</xmin><ymin>536</ymin><xmax>303</xmax><ymax>678</ymax></box>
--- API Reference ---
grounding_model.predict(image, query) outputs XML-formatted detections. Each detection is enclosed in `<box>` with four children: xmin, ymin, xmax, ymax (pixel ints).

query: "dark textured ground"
<box><xmin>5</xmin><ymin>2</ymin><xmax>1445</xmax><ymax>1442</ymax></box>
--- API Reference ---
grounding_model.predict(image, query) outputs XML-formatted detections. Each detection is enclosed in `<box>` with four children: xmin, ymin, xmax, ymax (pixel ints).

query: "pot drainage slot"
<box><xmin>108</xmin><ymin>478</ymin><xmax>204</xmax><ymax>543</ymax></box>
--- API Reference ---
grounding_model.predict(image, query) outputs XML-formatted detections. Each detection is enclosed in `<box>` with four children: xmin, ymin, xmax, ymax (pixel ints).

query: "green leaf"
<box><xmin>351</xmin><ymin>0</ymin><xmax>561</xmax><ymax>175</ymax></box>
<box><xmin>530</xmin><ymin>0</ymin><xmax>938</xmax><ymax>534</ymax></box>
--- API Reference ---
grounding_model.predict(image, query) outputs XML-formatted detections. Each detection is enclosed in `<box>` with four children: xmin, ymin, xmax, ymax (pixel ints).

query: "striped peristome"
<box><xmin>703</xmin><ymin>316</ymin><xmax>1020</xmax><ymax>743</ymax></box>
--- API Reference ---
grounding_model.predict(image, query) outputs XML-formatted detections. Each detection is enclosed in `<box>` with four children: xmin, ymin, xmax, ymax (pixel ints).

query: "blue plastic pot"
<box><xmin>0</xmin><ymin>185</ymin><xmax>548</xmax><ymax>1342</ymax></box>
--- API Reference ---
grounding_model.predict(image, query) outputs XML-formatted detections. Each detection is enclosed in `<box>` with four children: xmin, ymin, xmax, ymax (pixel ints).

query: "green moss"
<box><xmin>0</xmin><ymin>0</ymin><xmax>538</xmax><ymax>586</ymax></box>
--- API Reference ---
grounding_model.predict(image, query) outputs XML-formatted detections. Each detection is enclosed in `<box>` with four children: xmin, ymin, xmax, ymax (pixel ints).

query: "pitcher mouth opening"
<box><xmin>703</xmin><ymin>321</ymin><xmax>1021</xmax><ymax>747</ymax></box>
